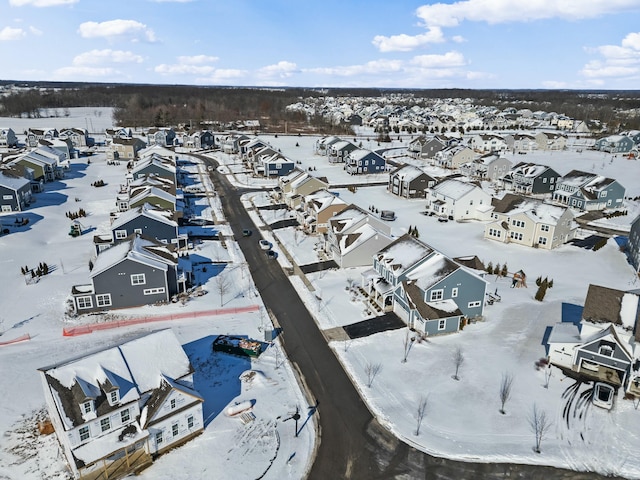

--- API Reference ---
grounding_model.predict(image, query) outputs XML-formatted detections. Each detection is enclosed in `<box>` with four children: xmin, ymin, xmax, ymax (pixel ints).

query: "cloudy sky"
<box><xmin>2</xmin><ymin>0</ymin><xmax>640</xmax><ymax>89</ymax></box>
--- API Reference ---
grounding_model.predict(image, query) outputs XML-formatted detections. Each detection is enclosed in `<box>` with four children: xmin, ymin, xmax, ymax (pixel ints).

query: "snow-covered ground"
<box><xmin>0</xmin><ymin>116</ymin><xmax>315</xmax><ymax>480</ymax></box>
<box><xmin>215</xmin><ymin>133</ymin><xmax>640</xmax><ymax>479</ymax></box>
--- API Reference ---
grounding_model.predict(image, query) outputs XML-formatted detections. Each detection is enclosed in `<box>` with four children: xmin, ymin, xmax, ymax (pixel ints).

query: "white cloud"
<box><xmin>410</xmin><ymin>51</ymin><xmax>466</xmax><ymax>68</ymax></box>
<box><xmin>308</xmin><ymin>59</ymin><xmax>404</xmax><ymax>77</ymax></box>
<box><xmin>372</xmin><ymin>27</ymin><xmax>444</xmax><ymax>52</ymax></box>
<box><xmin>154</xmin><ymin>55</ymin><xmax>219</xmax><ymax>75</ymax></box>
<box><xmin>0</xmin><ymin>26</ymin><xmax>25</xmax><ymax>40</ymax></box>
<box><xmin>10</xmin><ymin>0</ymin><xmax>77</xmax><ymax>6</ymax></box>
<box><xmin>415</xmin><ymin>0</ymin><xmax>640</xmax><ymax>27</ymax></box>
<box><xmin>148</xmin><ymin>0</ymin><xmax>193</xmax><ymax>2</ymax></box>
<box><xmin>53</xmin><ymin>66</ymin><xmax>120</xmax><ymax>79</ymax></box>
<box><xmin>78</xmin><ymin>19</ymin><xmax>156</xmax><ymax>42</ymax></box>
<box><xmin>581</xmin><ymin>31</ymin><xmax>640</xmax><ymax>80</ymax></box>
<box><xmin>73</xmin><ymin>49</ymin><xmax>144</xmax><ymax>66</ymax></box>
<box><xmin>452</xmin><ymin>35</ymin><xmax>466</xmax><ymax>43</ymax></box>
<box><xmin>28</xmin><ymin>26</ymin><xmax>42</xmax><ymax>35</ymax></box>
<box><xmin>195</xmin><ymin>69</ymin><xmax>248</xmax><ymax>85</ymax></box>
<box><xmin>257</xmin><ymin>61</ymin><xmax>299</xmax><ymax>79</ymax></box>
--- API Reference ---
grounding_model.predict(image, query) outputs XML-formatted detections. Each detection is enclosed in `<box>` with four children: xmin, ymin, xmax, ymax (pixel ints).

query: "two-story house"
<box><xmin>0</xmin><ymin>127</ymin><xmax>18</xmax><ymax>147</ymax></box>
<box><xmin>468</xmin><ymin>133</ymin><xmax>507</xmax><ymax>153</ymax></box>
<box><xmin>0</xmin><ymin>169</ymin><xmax>32</xmax><ymax>212</ymax></box>
<box><xmin>594</xmin><ymin>135</ymin><xmax>636</xmax><ymax>154</ymax></box>
<box><xmin>328</xmin><ymin>140</ymin><xmax>359</xmax><ymax>163</ymax></box>
<box><xmin>9</xmin><ymin>146</ymin><xmax>65</xmax><ymax>183</ymax></box>
<box><xmin>25</xmin><ymin>127</ymin><xmax>58</xmax><ymax>147</ymax></box>
<box><xmin>387</xmin><ymin>165</ymin><xmax>436</xmax><ymax>199</ymax></box>
<box><xmin>535</xmin><ymin>131</ymin><xmax>567</xmax><ymax>151</ymax></box>
<box><xmin>107</xmin><ymin>137</ymin><xmax>147</xmax><ymax>161</ymax></box>
<box><xmin>501</xmin><ymin>162</ymin><xmax>560</xmax><ymax>196</ymax></box>
<box><xmin>459</xmin><ymin>153</ymin><xmax>512</xmax><ymax>182</ymax></box>
<box><xmin>298</xmin><ymin>189</ymin><xmax>348</xmax><ymax>234</ymax></box>
<box><xmin>147</xmin><ymin>127</ymin><xmax>176</xmax><ymax>147</ymax></box>
<box><xmin>484</xmin><ymin>194</ymin><xmax>576</xmax><ymax>249</ymax></box>
<box><xmin>39</xmin><ymin>329</ymin><xmax>204</xmax><ymax>480</ymax></box>
<box><xmin>553</xmin><ymin>170</ymin><xmax>625</xmax><ymax>211</ymax></box>
<box><xmin>425</xmin><ymin>178</ymin><xmax>492</xmax><ymax>221</ymax></box>
<box><xmin>345</xmin><ymin>149</ymin><xmax>386</xmax><ymax>175</ymax></box>
<box><xmin>504</xmin><ymin>133</ymin><xmax>537</xmax><ymax>152</ymax></box>
<box><xmin>433</xmin><ymin>145</ymin><xmax>475</xmax><ymax>169</ymax></box>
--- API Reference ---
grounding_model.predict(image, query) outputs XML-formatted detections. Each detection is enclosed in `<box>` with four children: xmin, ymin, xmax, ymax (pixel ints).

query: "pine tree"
<box><xmin>501</xmin><ymin>263</ymin><xmax>508</xmax><ymax>277</ymax></box>
<box><xmin>486</xmin><ymin>262</ymin><xmax>494</xmax><ymax>275</ymax></box>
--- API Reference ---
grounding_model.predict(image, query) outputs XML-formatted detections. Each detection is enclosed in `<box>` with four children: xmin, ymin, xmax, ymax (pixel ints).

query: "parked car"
<box><xmin>259</xmin><ymin>239</ymin><xmax>271</xmax><ymax>250</ymax></box>
<box><xmin>266</xmin><ymin>250</ymin><xmax>278</xmax><ymax>259</ymax></box>
<box><xmin>592</xmin><ymin>382</ymin><xmax>615</xmax><ymax>410</ymax></box>
<box><xmin>242</xmin><ymin>229</ymin><xmax>252</xmax><ymax>237</ymax></box>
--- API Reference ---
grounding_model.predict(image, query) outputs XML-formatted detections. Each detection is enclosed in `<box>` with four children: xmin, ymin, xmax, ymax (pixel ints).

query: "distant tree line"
<box><xmin>1</xmin><ymin>81</ymin><xmax>639</xmax><ymax>131</ymax></box>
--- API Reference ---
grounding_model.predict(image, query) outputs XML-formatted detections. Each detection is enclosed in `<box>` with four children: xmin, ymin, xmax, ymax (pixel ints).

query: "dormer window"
<box><xmin>82</xmin><ymin>401</ymin><xmax>93</xmax><ymax>414</ymax></box>
<box><xmin>599</xmin><ymin>345</ymin><xmax>614</xmax><ymax>357</ymax></box>
<box><xmin>109</xmin><ymin>390</ymin><xmax>119</xmax><ymax>405</ymax></box>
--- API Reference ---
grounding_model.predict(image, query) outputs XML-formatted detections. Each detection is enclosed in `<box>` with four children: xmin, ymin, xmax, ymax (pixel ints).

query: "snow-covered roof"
<box><xmin>0</xmin><ymin>171</ymin><xmax>30</xmax><ymax>190</ymax></box>
<box><xmin>405</xmin><ymin>252</ymin><xmax>459</xmax><ymax>291</ymax></box>
<box><xmin>432</xmin><ymin>178</ymin><xmax>477</xmax><ymax>200</ymax></box>
<box><xmin>90</xmin><ymin>235</ymin><xmax>176</xmax><ymax>277</ymax></box>
<box><xmin>110</xmin><ymin>203</ymin><xmax>176</xmax><ymax>230</ymax></box>
<box><xmin>376</xmin><ymin>235</ymin><xmax>434</xmax><ymax>277</ymax></box>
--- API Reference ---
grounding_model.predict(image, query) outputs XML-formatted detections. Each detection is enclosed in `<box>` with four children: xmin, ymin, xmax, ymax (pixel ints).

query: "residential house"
<box><xmin>275</xmin><ymin>168</ymin><xmax>306</xmax><ymax>201</ymax></box>
<box><xmin>328</xmin><ymin>140</ymin><xmax>359</xmax><ymax>163</ymax></box>
<box><xmin>39</xmin><ymin>138</ymin><xmax>73</xmax><ymax>160</ymax></box>
<box><xmin>0</xmin><ymin>127</ymin><xmax>18</xmax><ymax>147</ymax></box>
<box><xmin>59</xmin><ymin>128</ymin><xmax>94</xmax><ymax>149</ymax></box>
<box><xmin>365</xmin><ymin>234</ymin><xmax>486</xmax><ymax>334</ymax></box>
<box><xmin>468</xmin><ymin>134</ymin><xmax>507</xmax><ymax>153</ymax></box>
<box><xmin>39</xmin><ymin>329</ymin><xmax>204</xmax><ymax>480</ymax></box>
<box><xmin>131</xmin><ymin>155</ymin><xmax>177</xmax><ymax>185</ymax></box>
<box><xmin>627</xmin><ymin>214</ymin><xmax>640</xmax><ymax>273</ymax></box>
<box><xmin>388</xmin><ymin>165</ymin><xmax>436</xmax><ymax>198</ymax></box>
<box><xmin>502</xmin><ymin>162</ymin><xmax>560</xmax><ymax>195</ymax></box>
<box><xmin>147</xmin><ymin>127</ymin><xmax>176</xmax><ymax>147</ymax></box>
<box><xmin>594</xmin><ymin>135</ymin><xmax>635</xmax><ymax>154</ymax></box>
<box><xmin>107</xmin><ymin>137</ymin><xmax>147</xmax><ymax>161</ymax></box>
<box><xmin>504</xmin><ymin>133</ymin><xmax>537</xmax><ymax>152</ymax></box>
<box><xmin>183</xmin><ymin>130</ymin><xmax>215</xmax><ymax>149</ymax></box>
<box><xmin>0</xmin><ymin>170</ymin><xmax>32</xmax><ymax>212</ymax></box>
<box><xmin>407</xmin><ymin>135</ymin><xmax>446</xmax><ymax>159</ymax></box>
<box><xmin>71</xmin><ymin>235</ymin><xmax>183</xmax><ymax>313</ymax></box>
<box><xmin>314</xmin><ymin>136</ymin><xmax>343</xmax><ymax>156</ymax></box>
<box><xmin>118</xmin><ymin>185</ymin><xmax>178</xmax><ymax>213</ymax></box>
<box><xmin>254</xmin><ymin>151</ymin><xmax>295</xmax><ymax>177</ymax></box>
<box><xmin>105</xmin><ymin>127</ymin><xmax>134</xmax><ymax>142</ymax></box>
<box><xmin>324</xmin><ymin>204</ymin><xmax>394</xmax><ymax>268</ymax></box>
<box><xmin>9</xmin><ymin>146</ymin><xmax>65</xmax><ymax>183</ymax></box>
<box><xmin>547</xmin><ymin>284</ymin><xmax>640</xmax><ymax>398</ymax></box>
<box><xmin>279</xmin><ymin>170</ymin><xmax>329</xmax><ymax>208</ymax></box>
<box><xmin>220</xmin><ymin>134</ymin><xmax>250</xmax><ymax>154</ymax></box>
<box><xmin>484</xmin><ymin>194</ymin><xmax>576</xmax><ymax>249</ymax></box>
<box><xmin>425</xmin><ymin>178</ymin><xmax>492</xmax><ymax>221</ymax></box>
<box><xmin>434</xmin><ymin>145</ymin><xmax>475</xmax><ymax>169</ymax></box>
<box><xmin>95</xmin><ymin>203</ymin><xmax>184</xmax><ymax>253</ymax></box>
<box><xmin>553</xmin><ymin>170</ymin><xmax>625</xmax><ymax>211</ymax></box>
<box><xmin>242</xmin><ymin>138</ymin><xmax>272</xmax><ymax>159</ymax></box>
<box><xmin>25</xmin><ymin>127</ymin><xmax>58</xmax><ymax>147</ymax></box>
<box><xmin>535</xmin><ymin>131</ymin><xmax>567</xmax><ymax>150</ymax></box>
<box><xmin>345</xmin><ymin>149</ymin><xmax>386</xmax><ymax>175</ymax></box>
<box><xmin>460</xmin><ymin>154</ymin><xmax>512</xmax><ymax>182</ymax></box>
<box><xmin>298</xmin><ymin>189</ymin><xmax>348</xmax><ymax>234</ymax></box>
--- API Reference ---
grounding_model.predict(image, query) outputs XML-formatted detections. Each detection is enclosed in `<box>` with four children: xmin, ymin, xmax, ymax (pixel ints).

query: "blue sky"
<box><xmin>2</xmin><ymin>0</ymin><xmax>640</xmax><ymax>89</ymax></box>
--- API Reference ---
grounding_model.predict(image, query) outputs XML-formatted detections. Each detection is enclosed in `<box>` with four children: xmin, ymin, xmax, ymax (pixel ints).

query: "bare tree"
<box><xmin>499</xmin><ymin>372</ymin><xmax>514</xmax><ymax>414</ymax></box>
<box><xmin>365</xmin><ymin>362</ymin><xmax>382</xmax><ymax>388</ymax></box>
<box><xmin>452</xmin><ymin>346</ymin><xmax>464</xmax><ymax>380</ymax></box>
<box><xmin>214</xmin><ymin>274</ymin><xmax>231</xmax><ymax>306</ymax></box>
<box><xmin>402</xmin><ymin>330</ymin><xmax>415</xmax><ymax>363</ymax></box>
<box><xmin>543</xmin><ymin>365</ymin><xmax>552</xmax><ymax>389</ymax></box>
<box><xmin>415</xmin><ymin>395</ymin><xmax>429</xmax><ymax>436</ymax></box>
<box><xmin>528</xmin><ymin>403</ymin><xmax>552</xmax><ymax>453</ymax></box>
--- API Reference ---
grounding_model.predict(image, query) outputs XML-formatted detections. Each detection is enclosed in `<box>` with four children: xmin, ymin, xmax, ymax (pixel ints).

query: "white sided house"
<box><xmin>485</xmin><ymin>194</ymin><xmax>576</xmax><ymax>249</ymax></box>
<box><xmin>38</xmin><ymin>329</ymin><xmax>204</xmax><ymax>480</ymax></box>
<box><xmin>426</xmin><ymin>178</ymin><xmax>492</xmax><ymax>221</ymax></box>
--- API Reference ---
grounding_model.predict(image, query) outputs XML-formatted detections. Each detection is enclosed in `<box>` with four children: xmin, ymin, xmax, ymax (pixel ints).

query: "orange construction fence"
<box><xmin>62</xmin><ymin>305</ymin><xmax>260</xmax><ymax>337</ymax></box>
<box><xmin>0</xmin><ymin>333</ymin><xmax>31</xmax><ymax>346</ymax></box>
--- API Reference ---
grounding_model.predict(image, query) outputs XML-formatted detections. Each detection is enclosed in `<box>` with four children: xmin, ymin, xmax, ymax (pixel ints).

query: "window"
<box><xmin>187</xmin><ymin>415</ymin><xmax>194</xmax><ymax>429</ymax></box>
<box><xmin>131</xmin><ymin>273</ymin><xmax>146</xmax><ymax>285</ymax></box>
<box><xmin>114</xmin><ymin>230</ymin><xmax>127</xmax><ymax>240</ymax></box>
<box><xmin>170</xmin><ymin>399</ymin><xmax>176</xmax><ymax>410</ymax></box>
<box><xmin>509</xmin><ymin>231</ymin><xmax>523</xmax><ymax>241</ymax></box>
<box><xmin>82</xmin><ymin>401</ymin><xmax>93</xmax><ymax>414</ymax></box>
<box><xmin>134</xmin><ymin>228</ymin><xmax>142</xmax><ymax>235</ymax></box>
<box><xmin>100</xmin><ymin>418</ymin><xmax>111</xmax><ymax>432</ymax></box>
<box><xmin>79</xmin><ymin>426</ymin><xmax>90</xmax><ymax>442</ymax></box>
<box><xmin>430</xmin><ymin>289</ymin><xmax>444</xmax><ymax>301</ymax></box>
<box><xmin>601</xmin><ymin>190</ymin><xmax>607</xmax><ymax>198</ymax></box>
<box><xmin>109</xmin><ymin>390</ymin><xmax>119</xmax><ymax>404</ymax></box>
<box><xmin>96</xmin><ymin>294</ymin><xmax>112</xmax><ymax>307</ymax></box>
<box><xmin>172</xmin><ymin>423</ymin><xmax>179</xmax><ymax>437</ymax></box>
<box><xmin>121</xmin><ymin>409</ymin><xmax>130</xmax><ymax>423</ymax></box>
<box><xmin>538</xmin><ymin>237</ymin><xmax>548</xmax><ymax>245</ymax></box>
<box><xmin>540</xmin><ymin>225</ymin><xmax>550</xmax><ymax>232</ymax></box>
<box><xmin>143</xmin><ymin>287</ymin><xmax>166</xmax><ymax>295</ymax></box>
<box><xmin>512</xmin><ymin>219</ymin><xmax>525</xmax><ymax>228</ymax></box>
<box><xmin>599</xmin><ymin>345</ymin><xmax>614</xmax><ymax>357</ymax></box>
<box><xmin>438</xmin><ymin>319</ymin><xmax>446</xmax><ymax>330</ymax></box>
<box><xmin>155</xmin><ymin>432</ymin><xmax>163</xmax><ymax>445</ymax></box>
<box><xmin>542</xmin><ymin>178</ymin><xmax>547</xmax><ymax>183</ymax></box>
<box><xmin>550</xmin><ymin>177</ymin><xmax>555</xmax><ymax>183</ymax></box>
<box><xmin>77</xmin><ymin>296</ymin><xmax>93</xmax><ymax>309</ymax></box>
<box><xmin>468</xmin><ymin>301</ymin><xmax>482</xmax><ymax>308</ymax></box>
<box><xmin>451</xmin><ymin>287</ymin><xmax>458</xmax><ymax>298</ymax></box>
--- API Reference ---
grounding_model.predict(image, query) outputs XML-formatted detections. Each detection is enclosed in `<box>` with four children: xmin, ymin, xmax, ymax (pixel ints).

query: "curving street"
<box><xmin>199</xmin><ymin>152</ymin><xmax>620</xmax><ymax>480</ymax></box>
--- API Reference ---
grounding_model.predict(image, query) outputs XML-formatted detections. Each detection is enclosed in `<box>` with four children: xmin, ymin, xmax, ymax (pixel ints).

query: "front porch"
<box><xmin>78</xmin><ymin>441</ymin><xmax>152</xmax><ymax>480</ymax></box>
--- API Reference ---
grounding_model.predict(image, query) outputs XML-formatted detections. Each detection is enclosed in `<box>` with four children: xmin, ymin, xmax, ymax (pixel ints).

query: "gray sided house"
<box><xmin>131</xmin><ymin>156</ymin><xmax>177</xmax><ymax>184</ymax></box>
<box><xmin>460</xmin><ymin>153</ymin><xmax>512</xmax><ymax>182</ymax></box>
<box><xmin>0</xmin><ymin>127</ymin><xmax>18</xmax><ymax>147</ymax></box>
<box><xmin>388</xmin><ymin>165</ymin><xmax>436</xmax><ymax>198</ymax></box>
<box><xmin>25</xmin><ymin>127</ymin><xmax>58</xmax><ymax>147</ymax></box>
<box><xmin>328</xmin><ymin>140</ymin><xmax>359</xmax><ymax>163</ymax></box>
<box><xmin>184</xmin><ymin>130</ymin><xmax>214</xmax><ymax>149</ymax></box>
<box><xmin>72</xmin><ymin>235</ymin><xmax>182</xmax><ymax>314</ymax></box>
<box><xmin>38</xmin><ymin>329</ymin><xmax>204</xmax><ymax>480</ymax></box>
<box><xmin>345</xmin><ymin>149</ymin><xmax>386</xmax><ymax>175</ymax></box>
<box><xmin>0</xmin><ymin>170</ymin><xmax>32</xmax><ymax>212</ymax></box>
<box><xmin>10</xmin><ymin>147</ymin><xmax>64</xmax><ymax>183</ymax></box>
<box><xmin>147</xmin><ymin>127</ymin><xmax>176</xmax><ymax>147</ymax></box>
<box><xmin>628</xmin><ymin>214</ymin><xmax>640</xmax><ymax>272</ymax></box>
<box><xmin>553</xmin><ymin>170</ymin><xmax>625</xmax><ymax>211</ymax></box>
<box><xmin>502</xmin><ymin>162</ymin><xmax>560</xmax><ymax>195</ymax></box>
<box><xmin>59</xmin><ymin>128</ymin><xmax>94</xmax><ymax>148</ymax></box>
<box><xmin>594</xmin><ymin>135</ymin><xmax>635</xmax><ymax>154</ymax></box>
<box><xmin>256</xmin><ymin>152</ymin><xmax>295</xmax><ymax>177</ymax></box>
<box><xmin>408</xmin><ymin>135</ymin><xmax>446</xmax><ymax>159</ymax></box>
